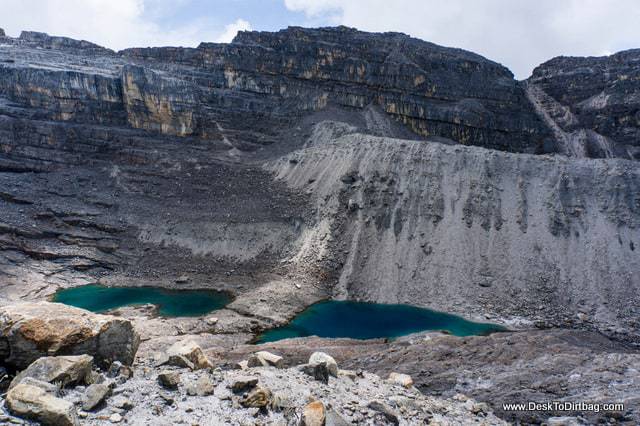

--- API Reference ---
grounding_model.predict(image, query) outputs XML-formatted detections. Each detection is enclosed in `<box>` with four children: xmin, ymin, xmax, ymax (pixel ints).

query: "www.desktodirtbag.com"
<box><xmin>502</xmin><ymin>401</ymin><xmax>625</xmax><ymax>413</ymax></box>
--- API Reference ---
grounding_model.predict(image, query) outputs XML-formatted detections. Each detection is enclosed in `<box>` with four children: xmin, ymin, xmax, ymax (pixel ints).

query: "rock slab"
<box><xmin>6</xmin><ymin>382</ymin><xmax>79</xmax><ymax>426</ymax></box>
<box><xmin>0</xmin><ymin>302</ymin><xmax>140</xmax><ymax>369</ymax></box>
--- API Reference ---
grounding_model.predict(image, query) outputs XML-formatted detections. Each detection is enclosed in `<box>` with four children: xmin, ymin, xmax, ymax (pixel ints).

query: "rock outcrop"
<box><xmin>527</xmin><ymin>49</ymin><xmax>640</xmax><ymax>159</ymax></box>
<box><xmin>0</xmin><ymin>27</ymin><xmax>551</xmax><ymax>154</ymax></box>
<box><xmin>0</xmin><ymin>302</ymin><xmax>140</xmax><ymax>369</ymax></box>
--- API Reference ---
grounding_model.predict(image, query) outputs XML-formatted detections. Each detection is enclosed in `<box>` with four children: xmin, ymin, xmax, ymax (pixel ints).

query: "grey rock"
<box><xmin>157</xmin><ymin>370</ymin><xmax>180</xmax><ymax>390</ymax></box>
<box><xmin>157</xmin><ymin>391</ymin><xmax>174</xmax><ymax>405</ymax></box>
<box><xmin>230</xmin><ymin>375</ymin><xmax>258</xmax><ymax>393</ymax></box>
<box><xmin>11</xmin><ymin>355</ymin><xmax>93</xmax><ymax>389</ymax></box>
<box><xmin>247</xmin><ymin>351</ymin><xmax>284</xmax><ymax>368</ymax></box>
<box><xmin>185</xmin><ymin>375</ymin><xmax>215</xmax><ymax>396</ymax></box>
<box><xmin>387</xmin><ymin>372</ymin><xmax>413</xmax><ymax>388</ymax></box>
<box><xmin>162</xmin><ymin>340</ymin><xmax>212</xmax><ymax>370</ymax></box>
<box><xmin>111</xmin><ymin>396</ymin><xmax>134</xmax><ymax>410</ymax></box>
<box><xmin>368</xmin><ymin>400</ymin><xmax>399</xmax><ymax>425</ymax></box>
<box><xmin>326</xmin><ymin>408</ymin><xmax>351</xmax><ymax>426</ymax></box>
<box><xmin>107</xmin><ymin>361</ymin><xmax>133</xmax><ymax>380</ymax></box>
<box><xmin>6</xmin><ymin>382</ymin><xmax>79</xmax><ymax>426</ymax></box>
<box><xmin>82</xmin><ymin>383</ymin><xmax>111</xmax><ymax>411</ymax></box>
<box><xmin>175</xmin><ymin>275</ymin><xmax>189</xmax><ymax>283</ymax></box>
<box><xmin>308</xmin><ymin>352</ymin><xmax>338</xmax><ymax>377</ymax></box>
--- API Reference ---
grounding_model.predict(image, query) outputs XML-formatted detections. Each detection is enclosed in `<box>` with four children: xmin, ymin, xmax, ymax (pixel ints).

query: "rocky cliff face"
<box><xmin>527</xmin><ymin>49</ymin><xmax>640</xmax><ymax>159</ymax></box>
<box><xmin>0</xmin><ymin>27</ymin><xmax>553</xmax><ymax>154</ymax></box>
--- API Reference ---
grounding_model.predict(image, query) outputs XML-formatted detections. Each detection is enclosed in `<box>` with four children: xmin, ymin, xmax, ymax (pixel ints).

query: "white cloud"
<box><xmin>0</xmin><ymin>0</ymin><xmax>251</xmax><ymax>50</ymax></box>
<box><xmin>215</xmin><ymin>19</ymin><xmax>252</xmax><ymax>43</ymax></box>
<box><xmin>284</xmin><ymin>0</ymin><xmax>640</xmax><ymax>79</ymax></box>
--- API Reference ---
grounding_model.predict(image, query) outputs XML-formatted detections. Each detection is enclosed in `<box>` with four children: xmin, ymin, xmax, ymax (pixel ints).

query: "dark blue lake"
<box><xmin>256</xmin><ymin>300</ymin><xmax>506</xmax><ymax>343</ymax></box>
<box><xmin>53</xmin><ymin>284</ymin><xmax>231</xmax><ymax>317</ymax></box>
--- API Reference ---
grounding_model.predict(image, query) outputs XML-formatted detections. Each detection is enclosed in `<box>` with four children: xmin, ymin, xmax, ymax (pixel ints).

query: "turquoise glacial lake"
<box><xmin>256</xmin><ymin>300</ymin><xmax>506</xmax><ymax>343</ymax></box>
<box><xmin>53</xmin><ymin>284</ymin><xmax>231</xmax><ymax>317</ymax></box>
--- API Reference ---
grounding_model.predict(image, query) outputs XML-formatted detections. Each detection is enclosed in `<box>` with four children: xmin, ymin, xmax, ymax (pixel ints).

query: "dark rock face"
<box><xmin>18</xmin><ymin>31</ymin><xmax>114</xmax><ymax>55</ymax></box>
<box><xmin>527</xmin><ymin>49</ymin><xmax>640</xmax><ymax>159</ymax></box>
<box><xmin>0</xmin><ymin>27</ymin><xmax>551</xmax><ymax>153</ymax></box>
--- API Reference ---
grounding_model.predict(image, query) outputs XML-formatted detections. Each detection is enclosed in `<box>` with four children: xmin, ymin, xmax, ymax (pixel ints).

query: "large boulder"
<box><xmin>0</xmin><ymin>302</ymin><xmax>140</xmax><ymax>369</ymax></box>
<box><xmin>6</xmin><ymin>382</ymin><xmax>79</xmax><ymax>426</ymax></box>
<box><xmin>308</xmin><ymin>352</ymin><xmax>338</xmax><ymax>377</ymax></box>
<box><xmin>10</xmin><ymin>355</ymin><xmax>93</xmax><ymax>389</ymax></box>
<box><xmin>161</xmin><ymin>340</ymin><xmax>212</xmax><ymax>370</ymax></box>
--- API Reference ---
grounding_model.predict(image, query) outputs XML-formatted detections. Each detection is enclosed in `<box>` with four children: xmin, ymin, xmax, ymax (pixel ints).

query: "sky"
<box><xmin>1</xmin><ymin>0</ymin><xmax>639</xmax><ymax>79</ymax></box>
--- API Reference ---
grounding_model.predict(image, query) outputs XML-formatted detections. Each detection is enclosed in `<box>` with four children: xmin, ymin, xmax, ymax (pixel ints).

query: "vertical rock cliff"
<box><xmin>526</xmin><ymin>49</ymin><xmax>640</xmax><ymax>159</ymax></box>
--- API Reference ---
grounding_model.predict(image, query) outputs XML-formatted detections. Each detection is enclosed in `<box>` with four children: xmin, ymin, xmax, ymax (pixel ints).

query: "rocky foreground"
<box><xmin>0</xmin><ymin>302</ymin><xmax>509</xmax><ymax>425</ymax></box>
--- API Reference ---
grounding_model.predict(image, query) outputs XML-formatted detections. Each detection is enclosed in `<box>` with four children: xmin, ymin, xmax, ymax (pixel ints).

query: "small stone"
<box><xmin>247</xmin><ymin>351</ymin><xmax>284</xmax><ymax>368</ymax></box>
<box><xmin>157</xmin><ymin>391</ymin><xmax>174</xmax><ymax>405</ymax></box>
<box><xmin>326</xmin><ymin>408</ymin><xmax>351</xmax><ymax>426</ymax></box>
<box><xmin>175</xmin><ymin>275</ymin><xmax>189</xmax><ymax>283</ymax></box>
<box><xmin>338</xmin><ymin>369</ymin><xmax>357</xmax><ymax>380</ymax></box>
<box><xmin>111</xmin><ymin>396</ymin><xmax>134</xmax><ymax>410</ymax></box>
<box><xmin>308</xmin><ymin>352</ymin><xmax>338</xmax><ymax>377</ymax></box>
<box><xmin>109</xmin><ymin>413</ymin><xmax>122</xmax><ymax>423</ymax></box>
<box><xmin>368</xmin><ymin>400</ymin><xmax>399</xmax><ymax>425</ymax></box>
<box><xmin>157</xmin><ymin>371</ymin><xmax>181</xmax><ymax>390</ymax></box>
<box><xmin>471</xmin><ymin>402</ymin><xmax>490</xmax><ymax>415</ymax></box>
<box><xmin>206</xmin><ymin>316</ymin><xmax>218</xmax><ymax>326</ymax></box>
<box><xmin>86</xmin><ymin>371</ymin><xmax>107</xmax><ymax>385</ymax></box>
<box><xmin>230</xmin><ymin>376</ymin><xmax>258</xmax><ymax>393</ymax></box>
<box><xmin>82</xmin><ymin>383</ymin><xmax>111</xmax><ymax>411</ymax></box>
<box><xmin>301</xmin><ymin>400</ymin><xmax>326</xmax><ymax>426</ymax></box>
<box><xmin>186</xmin><ymin>375</ymin><xmax>215</xmax><ymax>396</ymax></box>
<box><xmin>312</xmin><ymin>362</ymin><xmax>330</xmax><ymax>384</ymax></box>
<box><xmin>340</xmin><ymin>173</ymin><xmax>357</xmax><ymax>184</ymax></box>
<box><xmin>108</xmin><ymin>362</ymin><xmax>133</xmax><ymax>381</ymax></box>
<box><xmin>387</xmin><ymin>372</ymin><xmax>413</xmax><ymax>388</ymax></box>
<box><xmin>217</xmin><ymin>388</ymin><xmax>233</xmax><ymax>401</ymax></box>
<box><xmin>234</xmin><ymin>360</ymin><xmax>249</xmax><ymax>370</ymax></box>
<box><xmin>240</xmin><ymin>385</ymin><xmax>272</xmax><ymax>408</ymax></box>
